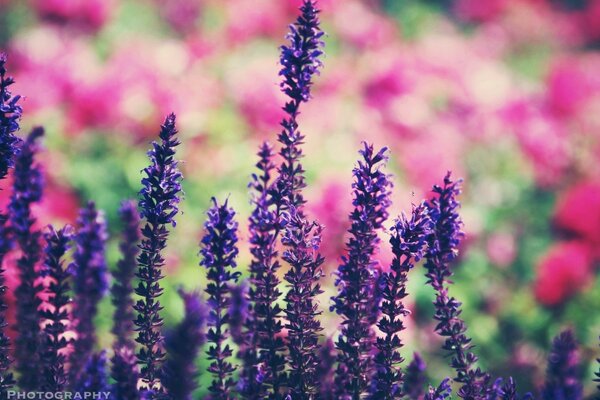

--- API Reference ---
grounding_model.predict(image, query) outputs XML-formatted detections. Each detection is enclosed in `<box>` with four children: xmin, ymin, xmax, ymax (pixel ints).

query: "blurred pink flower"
<box><xmin>546</xmin><ymin>57</ymin><xmax>594</xmax><ymax>118</ymax></box>
<box><xmin>554</xmin><ymin>180</ymin><xmax>600</xmax><ymax>250</ymax></box>
<box><xmin>332</xmin><ymin>1</ymin><xmax>398</xmax><ymax>49</ymax></box>
<box><xmin>453</xmin><ymin>0</ymin><xmax>510</xmax><ymax>22</ymax></box>
<box><xmin>31</xmin><ymin>0</ymin><xmax>115</xmax><ymax>31</ymax></box>
<box><xmin>224</xmin><ymin>0</ymin><xmax>288</xmax><ymax>45</ymax></box>
<box><xmin>486</xmin><ymin>232</ymin><xmax>517</xmax><ymax>268</ymax></box>
<box><xmin>155</xmin><ymin>0</ymin><xmax>204</xmax><ymax>35</ymax></box>
<box><xmin>533</xmin><ymin>241</ymin><xmax>593</xmax><ymax>306</ymax></box>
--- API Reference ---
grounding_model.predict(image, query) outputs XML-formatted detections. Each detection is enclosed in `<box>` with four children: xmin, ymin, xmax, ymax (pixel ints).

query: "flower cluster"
<box><xmin>0</xmin><ymin>2</ymin><xmax>597</xmax><ymax>400</ymax></box>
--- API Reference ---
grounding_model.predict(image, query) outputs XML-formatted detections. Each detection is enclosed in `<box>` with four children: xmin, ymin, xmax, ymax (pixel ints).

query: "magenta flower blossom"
<box><xmin>40</xmin><ymin>225</ymin><xmax>73</xmax><ymax>392</ymax></box>
<box><xmin>10</xmin><ymin>127</ymin><xmax>45</xmax><ymax>390</ymax></box>
<box><xmin>200</xmin><ymin>198</ymin><xmax>240</xmax><ymax>400</ymax></box>
<box><xmin>332</xmin><ymin>143</ymin><xmax>392</xmax><ymax>399</ymax></box>
<box><xmin>134</xmin><ymin>113</ymin><xmax>182</xmax><ymax>392</ymax></box>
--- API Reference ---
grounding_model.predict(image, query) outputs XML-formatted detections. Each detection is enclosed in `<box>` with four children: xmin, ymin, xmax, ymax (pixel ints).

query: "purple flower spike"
<box><xmin>111</xmin><ymin>347</ymin><xmax>140</xmax><ymax>400</ymax></box>
<box><xmin>332</xmin><ymin>143</ymin><xmax>392</xmax><ymax>399</ymax></box>
<box><xmin>0</xmin><ymin>214</ymin><xmax>15</xmax><ymax>395</ymax></box>
<box><xmin>40</xmin><ymin>225</ymin><xmax>73</xmax><ymax>392</ymax></box>
<box><xmin>371</xmin><ymin>204</ymin><xmax>432</xmax><ymax>400</ymax></box>
<box><xmin>111</xmin><ymin>200</ymin><xmax>141</xmax><ymax>352</ymax></box>
<box><xmin>10</xmin><ymin>127</ymin><xmax>45</xmax><ymax>390</ymax></box>
<box><xmin>134</xmin><ymin>113</ymin><xmax>182</xmax><ymax>392</ymax></box>
<box><xmin>276</xmin><ymin>0</ymin><xmax>324</xmax><ymax>213</ymax></box>
<box><xmin>243</xmin><ymin>142</ymin><xmax>285</xmax><ymax>399</ymax></box>
<box><xmin>229</xmin><ymin>280</ymin><xmax>249</xmax><ymax>347</ymax></box>
<box><xmin>200</xmin><ymin>198</ymin><xmax>240</xmax><ymax>400</ymax></box>
<box><xmin>316</xmin><ymin>338</ymin><xmax>337</xmax><ymax>400</ymax></box>
<box><xmin>403</xmin><ymin>353</ymin><xmax>427</xmax><ymax>400</ymax></box>
<box><xmin>281</xmin><ymin>208</ymin><xmax>324</xmax><ymax>400</ymax></box>
<box><xmin>0</xmin><ymin>53</ymin><xmax>23</xmax><ymax>180</ymax></box>
<box><xmin>163</xmin><ymin>289</ymin><xmax>206</xmax><ymax>400</ymax></box>
<box><xmin>499</xmin><ymin>377</ymin><xmax>532</xmax><ymax>400</ymax></box>
<box><xmin>424</xmin><ymin>378</ymin><xmax>452</xmax><ymax>400</ymax></box>
<box><xmin>541</xmin><ymin>329</ymin><xmax>582</xmax><ymax>400</ymax></box>
<box><xmin>69</xmin><ymin>202</ymin><xmax>108</xmax><ymax>387</ymax></box>
<box><xmin>424</xmin><ymin>173</ymin><xmax>490</xmax><ymax>399</ymax></box>
<box><xmin>75</xmin><ymin>352</ymin><xmax>110</xmax><ymax>395</ymax></box>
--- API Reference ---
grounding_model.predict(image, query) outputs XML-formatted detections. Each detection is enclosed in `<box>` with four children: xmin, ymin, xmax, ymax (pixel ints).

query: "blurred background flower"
<box><xmin>1</xmin><ymin>0</ymin><xmax>600</xmax><ymax>396</ymax></box>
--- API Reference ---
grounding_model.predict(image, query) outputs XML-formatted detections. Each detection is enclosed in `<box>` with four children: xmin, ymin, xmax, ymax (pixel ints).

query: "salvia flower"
<box><xmin>244</xmin><ymin>142</ymin><xmax>285</xmax><ymax>399</ymax></box>
<box><xmin>370</xmin><ymin>203</ymin><xmax>432</xmax><ymax>400</ymax></box>
<box><xmin>281</xmin><ymin>208</ymin><xmax>325</xmax><ymax>400</ymax></box>
<box><xmin>403</xmin><ymin>353</ymin><xmax>427</xmax><ymax>400</ymax></box>
<box><xmin>316</xmin><ymin>338</ymin><xmax>337</xmax><ymax>400</ymax></box>
<box><xmin>0</xmin><ymin>53</ymin><xmax>23</xmax><ymax>180</ymax></box>
<box><xmin>162</xmin><ymin>289</ymin><xmax>206</xmax><ymax>400</ymax></box>
<box><xmin>10</xmin><ymin>127</ymin><xmax>45</xmax><ymax>390</ymax></box>
<box><xmin>75</xmin><ymin>352</ymin><xmax>110</xmax><ymax>395</ymax></box>
<box><xmin>332</xmin><ymin>143</ymin><xmax>392</xmax><ymax>399</ymax></box>
<box><xmin>111</xmin><ymin>347</ymin><xmax>140</xmax><ymax>400</ymax></box>
<box><xmin>40</xmin><ymin>226</ymin><xmax>73</xmax><ymax>392</ymax></box>
<box><xmin>541</xmin><ymin>329</ymin><xmax>583</xmax><ymax>400</ymax></box>
<box><xmin>424</xmin><ymin>173</ymin><xmax>490</xmax><ymax>399</ymax></box>
<box><xmin>70</xmin><ymin>202</ymin><xmax>108</xmax><ymax>386</ymax></box>
<box><xmin>0</xmin><ymin>215</ymin><xmax>15</xmax><ymax>395</ymax></box>
<box><xmin>200</xmin><ymin>198</ymin><xmax>240</xmax><ymax>400</ymax></box>
<box><xmin>134</xmin><ymin>113</ymin><xmax>182</xmax><ymax>392</ymax></box>
<box><xmin>424</xmin><ymin>378</ymin><xmax>452</xmax><ymax>400</ymax></box>
<box><xmin>276</xmin><ymin>0</ymin><xmax>324</xmax><ymax>212</ymax></box>
<box><xmin>499</xmin><ymin>377</ymin><xmax>532</xmax><ymax>400</ymax></box>
<box><xmin>229</xmin><ymin>280</ymin><xmax>248</xmax><ymax>347</ymax></box>
<box><xmin>111</xmin><ymin>200</ymin><xmax>141</xmax><ymax>352</ymax></box>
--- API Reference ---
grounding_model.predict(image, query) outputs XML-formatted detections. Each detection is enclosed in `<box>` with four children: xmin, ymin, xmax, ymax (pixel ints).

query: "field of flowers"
<box><xmin>1</xmin><ymin>0</ymin><xmax>600</xmax><ymax>398</ymax></box>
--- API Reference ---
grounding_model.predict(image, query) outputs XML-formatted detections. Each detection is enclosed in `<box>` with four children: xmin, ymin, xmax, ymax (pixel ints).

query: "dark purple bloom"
<box><xmin>111</xmin><ymin>200</ymin><xmax>141</xmax><ymax>352</ymax></box>
<box><xmin>332</xmin><ymin>143</ymin><xmax>392</xmax><ymax>399</ymax></box>
<box><xmin>281</xmin><ymin>208</ymin><xmax>324</xmax><ymax>400</ymax></box>
<box><xmin>39</xmin><ymin>225</ymin><xmax>73</xmax><ymax>392</ymax></box>
<box><xmin>276</xmin><ymin>0</ymin><xmax>324</xmax><ymax>213</ymax></box>
<box><xmin>316</xmin><ymin>338</ymin><xmax>337</xmax><ymax>400</ymax></box>
<box><xmin>111</xmin><ymin>347</ymin><xmax>141</xmax><ymax>400</ymax></box>
<box><xmin>200</xmin><ymin>198</ymin><xmax>240</xmax><ymax>400</ymax></box>
<box><xmin>371</xmin><ymin>204</ymin><xmax>432</xmax><ymax>400</ymax></box>
<box><xmin>10</xmin><ymin>127</ymin><xmax>45</xmax><ymax>390</ymax></box>
<box><xmin>424</xmin><ymin>173</ymin><xmax>490</xmax><ymax>399</ymax></box>
<box><xmin>541</xmin><ymin>329</ymin><xmax>582</xmax><ymax>400</ymax></box>
<box><xmin>499</xmin><ymin>377</ymin><xmax>532</xmax><ymax>400</ymax></box>
<box><xmin>424</xmin><ymin>378</ymin><xmax>452</xmax><ymax>400</ymax></box>
<box><xmin>229</xmin><ymin>280</ymin><xmax>248</xmax><ymax>347</ymax></box>
<box><xmin>162</xmin><ymin>289</ymin><xmax>206</xmax><ymax>400</ymax></box>
<box><xmin>0</xmin><ymin>53</ymin><xmax>23</xmax><ymax>180</ymax></box>
<box><xmin>243</xmin><ymin>142</ymin><xmax>285</xmax><ymax>399</ymax></box>
<box><xmin>0</xmin><ymin>215</ymin><xmax>15</xmax><ymax>395</ymax></box>
<box><xmin>403</xmin><ymin>353</ymin><xmax>427</xmax><ymax>400</ymax></box>
<box><xmin>134</xmin><ymin>113</ymin><xmax>182</xmax><ymax>392</ymax></box>
<box><xmin>69</xmin><ymin>202</ymin><xmax>108</xmax><ymax>386</ymax></box>
<box><xmin>75</xmin><ymin>352</ymin><xmax>110</xmax><ymax>395</ymax></box>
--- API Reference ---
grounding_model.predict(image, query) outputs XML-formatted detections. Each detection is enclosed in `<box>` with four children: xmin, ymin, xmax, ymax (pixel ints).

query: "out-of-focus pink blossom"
<box><xmin>332</xmin><ymin>1</ymin><xmax>398</xmax><ymax>49</ymax></box>
<box><xmin>546</xmin><ymin>57</ymin><xmax>594</xmax><ymax>118</ymax></box>
<box><xmin>533</xmin><ymin>241</ymin><xmax>593</xmax><ymax>306</ymax></box>
<box><xmin>486</xmin><ymin>232</ymin><xmax>517</xmax><ymax>268</ymax></box>
<box><xmin>224</xmin><ymin>0</ymin><xmax>288</xmax><ymax>45</ymax></box>
<box><xmin>155</xmin><ymin>0</ymin><xmax>204</xmax><ymax>35</ymax></box>
<box><xmin>453</xmin><ymin>0</ymin><xmax>510</xmax><ymax>22</ymax></box>
<box><xmin>554</xmin><ymin>180</ymin><xmax>600</xmax><ymax>248</ymax></box>
<box><xmin>31</xmin><ymin>0</ymin><xmax>115</xmax><ymax>31</ymax></box>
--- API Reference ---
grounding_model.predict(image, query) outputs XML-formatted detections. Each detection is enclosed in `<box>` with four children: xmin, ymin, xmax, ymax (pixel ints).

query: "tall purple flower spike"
<box><xmin>242</xmin><ymin>142</ymin><xmax>285</xmax><ymax>399</ymax></box>
<box><xmin>541</xmin><ymin>329</ymin><xmax>582</xmax><ymax>400</ymax></box>
<box><xmin>370</xmin><ymin>204</ymin><xmax>432</xmax><ymax>400</ymax></box>
<box><xmin>40</xmin><ymin>225</ymin><xmax>73</xmax><ymax>392</ymax></box>
<box><xmin>0</xmin><ymin>213</ymin><xmax>15</xmax><ymax>395</ymax></box>
<box><xmin>0</xmin><ymin>53</ymin><xmax>23</xmax><ymax>180</ymax></box>
<box><xmin>69</xmin><ymin>202</ymin><xmax>108</xmax><ymax>387</ymax></box>
<box><xmin>162</xmin><ymin>289</ymin><xmax>206</xmax><ymax>400</ymax></box>
<box><xmin>112</xmin><ymin>200</ymin><xmax>141</xmax><ymax>352</ymax></box>
<box><xmin>10</xmin><ymin>127</ymin><xmax>45</xmax><ymax>390</ymax></box>
<box><xmin>111</xmin><ymin>347</ymin><xmax>140</xmax><ymax>400</ymax></box>
<box><xmin>424</xmin><ymin>173</ymin><xmax>490</xmax><ymax>399</ymax></box>
<box><xmin>403</xmin><ymin>353</ymin><xmax>427</xmax><ymax>400</ymax></box>
<box><xmin>275</xmin><ymin>0</ymin><xmax>324</xmax><ymax>214</ymax></box>
<box><xmin>424</xmin><ymin>378</ymin><xmax>452</xmax><ymax>400</ymax></box>
<box><xmin>281</xmin><ymin>208</ymin><xmax>325</xmax><ymax>400</ymax></box>
<box><xmin>134</xmin><ymin>113</ymin><xmax>182</xmax><ymax>392</ymax></box>
<box><xmin>200</xmin><ymin>198</ymin><xmax>240</xmax><ymax>400</ymax></box>
<box><xmin>332</xmin><ymin>143</ymin><xmax>392</xmax><ymax>399</ymax></box>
